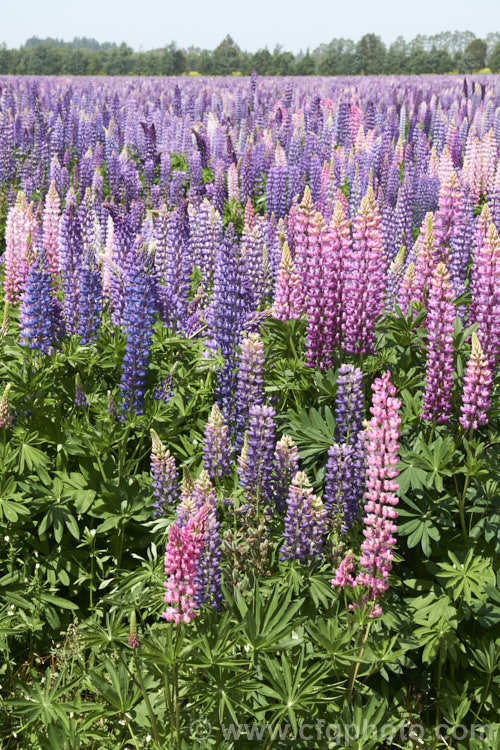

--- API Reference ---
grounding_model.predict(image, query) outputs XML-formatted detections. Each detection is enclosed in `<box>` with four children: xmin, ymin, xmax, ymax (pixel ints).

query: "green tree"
<box><xmin>272</xmin><ymin>48</ymin><xmax>295</xmax><ymax>76</ymax></box>
<box><xmin>356</xmin><ymin>33</ymin><xmax>386</xmax><ymax>74</ymax></box>
<box><xmin>464</xmin><ymin>38</ymin><xmax>487</xmax><ymax>70</ymax></box>
<box><xmin>488</xmin><ymin>42</ymin><xmax>500</xmax><ymax>72</ymax></box>
<box><xmin>295</xmin><ymin>49</ymin><xmax>315</xmax><ymax>75</ymax></box>
<box><xmin>104</xmin><ymin>43</ymin><xmax>134</xmax><ymax>75</ymax></box>
<box><xmin>428</xmin><ymin>47</ymin><xmax>454</xmax><ymax>74</ymax></box>
<box><xmin>249</xmin><ymin>48</ymin><xmax>272</xmax><ymax>75</ymax></box>
<box><xmin>212</xmin><ymin>35</ymin><xmax>241</xmax><ymax>75</ymax></box>
<box><xmin>196</xmin><ymin>49</ymin><xmax>214</xmax><ymax>75</ymax></box>
<box><xmin>386</xmin><ymin>36</ymin><xmax>409</xmax><ymax>74</ymax></box>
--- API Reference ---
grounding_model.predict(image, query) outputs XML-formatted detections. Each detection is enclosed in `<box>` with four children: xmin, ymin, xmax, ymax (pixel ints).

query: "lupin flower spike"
<box><xmin>74</xmin><ymin>374</ymin><xmax>88</xmax><ymax>408</ymax></box>
<box><xmin>0</xmin><ymin>384</ymin><xmax>13</xmax><ymax>429</ymax></box>
<box><xmin>150</xmin><ymin>429</ymin><xmax>180</xmax><ymax>516</ymax></box>
<box><xmin>459</xmin><ymin>333</ymin><xmax>492</xmax><ymax>431</ymax></box>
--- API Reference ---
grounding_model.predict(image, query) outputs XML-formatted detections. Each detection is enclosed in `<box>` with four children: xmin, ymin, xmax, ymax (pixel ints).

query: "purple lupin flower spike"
<box><xmin>211</xmin><ymin>228</ymin><xmax>255</xmax><ymax>422</ymax></box>
<box><xmin>280</xmin><ymin>471</ymin><xmax>326</xmax><ymax>565</ymax></box>
<box><xmin>194</xmin><ymin>502</ymin><xmax>222</xmax><ymax>609</ymax></box>
<box><xmin>74</xmin><ymin>374</ymin><xmax>88</xmax><ymax>408</ymax></box>
<box><xmin>469</xmin><ymin>204</ymin><xmax>492</xmax><ymax>326</ymax></box>
<box><xmin>342</xmin><ymin>187</ymin><xmax>387</xmax><ymax>355</ymax></box>
<box><xmin>335</xmin><ymin>364</ymin><xmax>364</xmax><ymax>444</ymax></box>
<box><xmin>459</xmin><ymin>333</ymin><xmax>493</xmax><ymax>431</ymax></box>
<box><xmin>58</xmin><ymin>191</ymin><xmax>83</xmax><ymax>336</ymax></box>
<box><xmin>273</xmin><ymin>435</ymin><xmax>300</xmax><ymax>513</ymax></box>
<box><xmin>19</xmin><ymin>253</ymin><xmax>55</xmax><ymax>354</ymax></box>
<box><xmin>238</xmin><ymin>405</ymin><xmax>276</xmax><ymax>507</ymax></box>
<box><xmin>470</xmin><ymin>222</ymin><xmax>500</xmax><ymax>375</ymax></box>
<box><xmin>76</xmin><ymin>249</ymin><xmax>103</xmax><ymax>345</ymax></box>
<box><xmin>324</xmin><ymin>436</ymin><xmax>365</xmax><ymax>532</ymax></box>
<box><xmin>150</xmin><ymin>429</ymin><xmax>180</xmax><ymax>517</ymax></box>
<box><xmin>421</xmin><ymin>262</ymin><xmax>455</xmax><ymax>424</ymax></box>
<box><xmin>235</xmin><ymin>332</ymin><xmax>265</xmax><ymax>445</ymax></box>
<box><xmin>203</xmin><ymin>404</ymin><xmax>233</xmax><ymax>479</ymax></box>
<box><xmin>120</xmin><ymin>255</ymin><xmax>157</xmax><ymax>415</ymax></box>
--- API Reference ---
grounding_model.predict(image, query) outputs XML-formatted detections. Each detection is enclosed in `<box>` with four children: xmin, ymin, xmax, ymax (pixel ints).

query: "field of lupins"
<box><xmin>1</xmin><ymin>72</ymin><xmax>500</xmax><ymax>748</ymax></box>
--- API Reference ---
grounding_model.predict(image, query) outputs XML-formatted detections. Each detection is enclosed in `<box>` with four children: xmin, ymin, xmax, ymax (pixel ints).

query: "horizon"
<box><xmin>2</xmin><ymin>29</ymin><xmax>499</xmax><ymax>56</ymax></box>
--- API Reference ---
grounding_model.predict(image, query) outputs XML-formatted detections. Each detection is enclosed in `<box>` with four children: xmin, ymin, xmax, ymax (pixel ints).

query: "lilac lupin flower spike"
<box><xmin>203</xmin><ymin>404</ymin><xmax>233</xmax><ymax>479</ymax></box>
<box><xmin>470</xmin><ymin>222</ymin><xmax>500</xmax><ymax>375</ymax></box>
<box><xmin>150</xmin><ymin>429</ymin><xmax>180</xmax><ymax>517</ymax></box>
<box><xmin>238</xmin><ymin>405</ymin><xmax>276</xmax><ymax>507</ymax></box>
<box><xmin>235</xmin><ymin>332</ymin><xmax>265</xmax><ymax>444</ymax></box>
<box><xmin>281</xmin><ymin>471</ymin><xmax>326</xmax><ymax>565</ymax></box>
<box><xmin>459</xmin><ymin>333</ymin><xmax>492</xmax><ymax>431</ymax></box>
<box><xmin>335</xmin><ymin>364</ymin><xmax>364</xmax><ymax>444</ymax></box>
<box><xmin>421</xmin><ymin>262</ymin><xmax>455</xmax><ymax>424</ymax></box>
<box><xmin>273</xmin><ymin>434</ymin><xmax>300</xmax><ymax>513</ymax></box>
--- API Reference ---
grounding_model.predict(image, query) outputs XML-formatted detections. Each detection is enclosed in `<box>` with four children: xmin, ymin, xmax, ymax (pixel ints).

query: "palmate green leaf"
<box><xmin>87</xmin><ymin>657</ymin><xmax>141</xmax><ymax>712</ymax></box>
<box><xmin>471</xmin><ymin>583</ymin><xmax>500</xmax><ymax>627</ymax></box>
<box><xmin>79</xmin><ymin>612</ymin><xmax>128</xmax><ymax>650</ymax></box>
<box><xmin>396</xmin><ymin>453</ymin><xmax>428</xmax><ymax>494</ymax></box>
<box><xmin>398</xmin><ymin>435</ymin><xmax>456</xmax><ymax>493</ymax></box>
<box><xmin>186</xmin><ymin>665</ymin><xmax>260</xmax><ymax>726</ymax></box>
<box><xmin>308</xmin><ymin>573</ymin><xmax>335</xmax><ymax>609</ymax></box>
<box><xmin>436</xmin><ymin>549</ymin><xmax>495</xmax><ymax>604</ymax></box>
<box><xmin>307</xmin><ymin>614</ymin><xmax>359</xmax><ymax>662</ymax></box>
<box><xmin>338</xmin><ymin>695</ymin><xmax>401</xmax><ymax>750</ymax></box>
<box><xmin>17</xmin><ymin>442</ymin><xmax>50</xmax><ymax>474</ymax></box>
<box><xmin>6</xmin><ymin>669</ymin><xmax>83</xmax><ymax>730</ymax></box>
<box><xmin>283</xmin><ymin>406</ymin><xmax>336</xmax><ymax>466</ymax></box>
<box><xmin>258</xmin><ymin>650</ymin><xmax>339</xmax><ymax>730</ymax></box>
<box><xmin>227</xmin><ymin>582</ymin><xmax>305</xmax><ymax>654</ymax></box>
<box><xmin>411</xmin><ymin>592</ymin><xmax>456</xmax><ymax>627</ymax></box>
<box><xmin>414</xmin><ymin>620</ymin><xmax>465</xmax><ymax>665</ymax></box>
<box><xmin>190</xmin><ymin>611</ymin><xmax>249</xmax><ymax>669</ymax></box>
<box><xmin>38</xmin><ymin>506</ymin><xmax>79</xmax><ymax>543</ymax></box>
<box><xmin>397</xmin><ymin>496</ymin><xmax>442</xmax><ymax>555</ymax></box>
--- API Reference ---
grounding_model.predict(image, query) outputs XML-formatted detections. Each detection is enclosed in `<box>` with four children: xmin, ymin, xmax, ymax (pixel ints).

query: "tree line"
<box><xmin>1</xmin><ymin>31</ymin><xmax>500</xmax><ymax>76</ymax></box>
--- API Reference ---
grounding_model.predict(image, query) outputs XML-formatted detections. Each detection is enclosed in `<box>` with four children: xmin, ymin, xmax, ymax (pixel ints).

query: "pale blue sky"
<box><xmin>2</xmin><ymin>0</ymin><xmax>500</xmax><ymax>52</ymax></box>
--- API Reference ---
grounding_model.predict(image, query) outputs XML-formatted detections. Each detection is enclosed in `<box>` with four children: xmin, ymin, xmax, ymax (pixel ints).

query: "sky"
<box><xmin>2</xmin><ymin>0</ymin><xmax>500</xmax><ymax>53</ymax></box>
